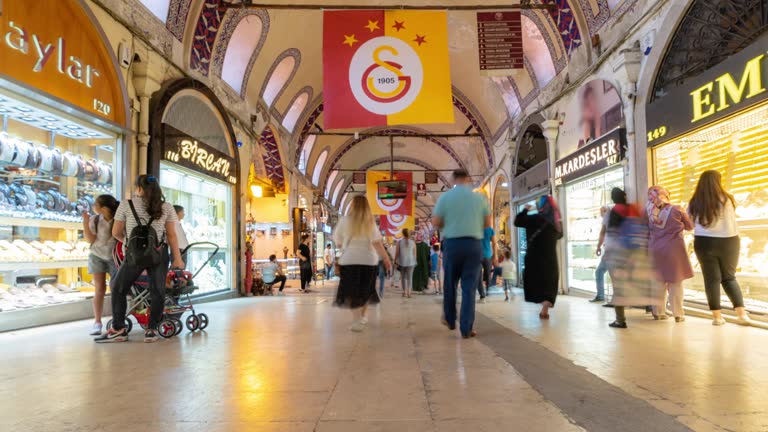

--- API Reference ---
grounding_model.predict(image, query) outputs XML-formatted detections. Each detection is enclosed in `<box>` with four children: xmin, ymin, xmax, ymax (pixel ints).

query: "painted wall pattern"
<box><xmin>190</xmin><ymin>0</ymin><xmax>226</xmax><ymax>76</ymax></box>
<box><xmin>541</xmin><ymin>0</ymin><xmax>583</xmax><ymax>56</ymax></box>
<box><xmin>259</xmin><ymin>126</ymin><xmax>286</xmax><ymax>192</ymax></box>
<box><xmin>210</xmin><ymin>9</ymin><xmax>270</xmax><ymax>82</ymax></box>
<box><xmin>166</xmin><ymin>0</ymin><xmax>193</xmax><ymax>41</ymax></box>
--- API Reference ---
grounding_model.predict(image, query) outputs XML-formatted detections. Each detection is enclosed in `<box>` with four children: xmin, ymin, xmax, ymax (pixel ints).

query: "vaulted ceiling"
<box><xmin>136</xmin><ymin>0</ymin><xmax>633</xmax><ymax>212</ymax></box>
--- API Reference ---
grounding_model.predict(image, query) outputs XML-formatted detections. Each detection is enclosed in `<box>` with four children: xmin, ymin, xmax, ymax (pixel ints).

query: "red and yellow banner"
<box><xmin>366</xmin><ymin>171</ymin><xmax>413</xmax><ymax>216</ymax></box>
<box><xmin>323</xmin><ymin>10</ymin><xmax>454</xmax><ymax>129</ymax></box>
<box><xmin>379</xmin><ymin>214</ymin><xmax>416</xmax><ymax>239</ymax></box>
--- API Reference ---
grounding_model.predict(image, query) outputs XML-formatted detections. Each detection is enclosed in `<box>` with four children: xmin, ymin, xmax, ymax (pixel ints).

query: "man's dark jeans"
<box><xmin>443</xmin><ymin>238</ymin><xmax>483</xmax><ymax>337</ymax></box>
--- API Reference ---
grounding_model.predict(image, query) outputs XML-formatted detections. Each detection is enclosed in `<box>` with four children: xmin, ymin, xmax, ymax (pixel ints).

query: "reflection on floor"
<box><xmin>0</xmin><ymin>281</ymin><xmax>765</xmax><ymax>432</ymax></box>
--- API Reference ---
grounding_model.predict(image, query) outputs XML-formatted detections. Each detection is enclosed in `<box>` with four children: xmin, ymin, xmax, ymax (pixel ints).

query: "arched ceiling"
<box><xmin>136</xmin><ymin>0</ymin><xmax>635</xmax><ymax>211</ymax></box>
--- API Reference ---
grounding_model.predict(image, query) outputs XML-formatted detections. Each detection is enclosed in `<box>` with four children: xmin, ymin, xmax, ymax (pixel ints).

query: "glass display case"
<box><xmin>160</xmin><ymin>163</ymin><xmax>232</xmax><ymax>295</ymax></box>
<box><xmin>654</xmin><ymin>102</ymin><xmax>768</xmax><ymax>314</ymax></box>
<box><xmin>515</xmin><ymin>199</ymin><xmax>537</xmax><ymax>286</ymax></box>
<box><xmin>0</xmin><ymin>90</ymin><xmax>117</xmax><ymax>314</ymax></box>
<box><xmin>564</xmin><ymin>168</ymin><xmax>623</xmax><ymax>292</ymax></box>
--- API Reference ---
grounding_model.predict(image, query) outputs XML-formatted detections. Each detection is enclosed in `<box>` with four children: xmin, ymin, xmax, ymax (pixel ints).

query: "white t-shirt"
<box><xmin>174</xmin><ymin>221</ymin><xmax>189</xmax><ymax>250</ymax></box>
<box><xmin>397</xmin><ymin>239</ymin><xmax>417</xmax><ymax>267</ymax></box>
<box><xmin>324</xmin><ymin>248</ymin><xmax>333</xmax><ymax>264</ymax></box>
<box><xmin>333</xmin><ymin>216</ymin><xmax>382</xmax><ymax>266</ymax></box>
<box><xmin>89</xmin><ymin>215</ymin><xmax>116</xmax><ymax>261</ymax></box>
<box><xmin>501</xmin><ymin>259</ymin><xmax>517</xmax><ymax>280</ymax></box>
<box><xmin>694</xmin><ymin>200</ymin><xmax>739</xmax><ymax>238</ymax></box>
<box><xmin>115</xmin><ymin>199</ymin><xmax>177</xmax><ymax>246</ymax></box>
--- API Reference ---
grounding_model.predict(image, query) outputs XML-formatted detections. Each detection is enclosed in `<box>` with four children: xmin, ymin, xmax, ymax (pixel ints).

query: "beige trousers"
<box><xmin>653</xmin><ymin>282</ymin><xmax>685</xmax><ymax>318</ymax></box>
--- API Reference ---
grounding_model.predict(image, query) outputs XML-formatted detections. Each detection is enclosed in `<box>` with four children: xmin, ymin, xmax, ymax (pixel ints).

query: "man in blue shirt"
<box><xmin>477</xmin><ymin>226</ymin><xmax>497</xmax><ymax>303</ymax></box>
<box><xmin>432</xmin><ymin>170</ymin><xmax>490</xmax><ymax>339</ymax></box>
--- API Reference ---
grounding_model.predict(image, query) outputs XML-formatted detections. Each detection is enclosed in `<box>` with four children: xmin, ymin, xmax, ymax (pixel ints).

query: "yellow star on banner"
<box><xmin>343</xmin><ymin>34</ymin><xmax>358</xmax><ymax>47</ymax></box>
<box><xmin>365</xmin><ymin>20</ymin><xmax>380</xmax><ymax>32</ymax></box>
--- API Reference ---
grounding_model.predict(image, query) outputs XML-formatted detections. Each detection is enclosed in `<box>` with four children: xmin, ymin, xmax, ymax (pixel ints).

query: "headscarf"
<box><xmin>537</xmin><ymin>195</ymin><xmax>562</xmax><ymax>233</ymax></box>
<box><xmin>646</xmin><ymin>185</ymin><xmax>673</xmax><ymax>229</ymax></box>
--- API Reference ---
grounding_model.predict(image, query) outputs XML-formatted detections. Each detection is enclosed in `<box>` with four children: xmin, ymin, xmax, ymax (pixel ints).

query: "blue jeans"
<box><xmin>595</xmin><ymin>256</ymin><xmax>607</xmax><ymax>300</ymax></box>
<box><xmin>443</xmin><ymin>238</ymin><xmax>483</xmax><ymax>336</ymax></box>
<box><xmin>491</xmin><ymin>266</ymin><xmax>503</xmax><ymax>286</ymax></box>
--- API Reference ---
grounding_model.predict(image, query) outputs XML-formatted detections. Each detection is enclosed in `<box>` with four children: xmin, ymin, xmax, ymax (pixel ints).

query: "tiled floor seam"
<box><xmin>314</xmin><ymin>325</ymin><xmax>360</xmax><ymax>430</ymax></box>
<box><xmin>473</xmin><ymin>311</ymin><xmax>694</xmax><ymax>432</ymax></box>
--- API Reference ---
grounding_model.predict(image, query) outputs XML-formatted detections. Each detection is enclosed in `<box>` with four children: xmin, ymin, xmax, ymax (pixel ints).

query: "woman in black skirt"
<box><xmin>334</xmin><ymin>195</ymin><xmax>392</xmax><ymax>331</ymax></box>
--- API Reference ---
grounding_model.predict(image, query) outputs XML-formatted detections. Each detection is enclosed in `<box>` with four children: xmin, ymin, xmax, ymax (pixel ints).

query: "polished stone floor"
<box><xmin>1</xmin><ymin>280</ymin><xmax>766</xmax><ymax>432</ymax></box>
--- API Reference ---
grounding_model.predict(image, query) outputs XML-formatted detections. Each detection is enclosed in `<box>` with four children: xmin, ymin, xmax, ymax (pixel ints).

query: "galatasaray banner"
<box><xmin>379</xmin><ymin>214</ymin><xmax>416</xmax><ymax>239</ymax></box>
<box><xmin>366</xmin><ymin>171</ymin><xmax>413</xmax><ymax>216</ymax></box>
<box><xmin>323</xmin><ymin>10</ymin><xmax>454</xmax><ymax>129</ymax></box>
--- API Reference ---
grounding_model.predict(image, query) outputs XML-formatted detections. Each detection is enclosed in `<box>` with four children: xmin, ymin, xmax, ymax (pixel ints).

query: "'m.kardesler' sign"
<box><xmin>554</xmin><ymin>128</ymin><xmax>626</xmax><ymax>184</ymax></box>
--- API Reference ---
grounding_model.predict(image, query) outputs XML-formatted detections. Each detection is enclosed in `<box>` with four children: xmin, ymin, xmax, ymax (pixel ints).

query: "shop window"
<box><xmin>221</xmin><ymin>16</ymin><xmax>264</xmax><ymax>94</ymax></box>
<box><xmin>298</xmin><ymin>135</ymin><xmax>316</xmax><ymax>174</ymax></box>
<box><xmin>312</xmin><ymin>150</ymin><xmax>328</xmax><ymax>186</ymax></box>
<box><xmin>139</xmin><ymin>0</ymin><xmax>170</xmax><ymax>22</ymax></box>
<box><xmin>654</xmin><ymin>103</ymin><xmax>768</xmax><ymax>311</ymax></box>
<box><xmin>263</xmin><ymin>56</ymin><xmax>296</xmax><ymax>106</ymax></box>
<box><xmin>332</xmin><ymin>179</ymin><xmax>346</xmax><ymax>205</ymax></box>
<box><xmin>0</xmin><ymin>91</ymin><xmax>118</xmax><ymax>311</ymax></box>
<box><xmin>282</xmin><ymin>92</ymin><xmax>309</xmax><ymax>132</ymax></box>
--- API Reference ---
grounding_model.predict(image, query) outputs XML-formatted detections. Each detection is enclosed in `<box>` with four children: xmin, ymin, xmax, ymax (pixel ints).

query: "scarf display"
<box><xmin>646</xmin><ymin>186</ymin><xmax>673</xmax><ymax>229</ymax></box>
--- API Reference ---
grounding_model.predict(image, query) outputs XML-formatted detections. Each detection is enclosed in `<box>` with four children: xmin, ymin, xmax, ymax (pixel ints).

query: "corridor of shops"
<box><xmin>2</xmin><ymin>0</ymin><xmax>768</xmax><ymax>431</ymax></box>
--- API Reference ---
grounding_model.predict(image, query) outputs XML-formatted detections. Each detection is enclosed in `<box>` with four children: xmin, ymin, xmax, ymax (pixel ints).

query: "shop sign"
<box><xmin>163</xmin><ymin>125</ymin><xmax>237</xmax><ymax>185</ymax></box>
<box><xmin>477</xmin><ymin>11</ymin><xmax>523</xmax><ymax>75</ymax></box>
<box><xmin>511</xmin><ymin>160</ymin><xmax>548</xmax><ymax>201</ymax></box>
<box><xmin>554</xmin><ymin>128</ymin><xmax>626</xmax><ymax>185</ymax></box>
<box><xmin>647</xmin><ymin>32</ymin><xmax>768</xmax><ymax>146</ymax></box>
<box><xmin>0</xmin><ymin>0</ymin><xmax>126</xmax><ymax>125</ymax></box>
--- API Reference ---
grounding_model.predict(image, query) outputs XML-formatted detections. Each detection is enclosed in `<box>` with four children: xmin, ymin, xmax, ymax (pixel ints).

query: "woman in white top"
<box><xmin>395</xmin><ymin>228</ymin><xmax>417</xmax><ymax>298</ymax></box>
<box><xmin>334</xmin><ymin>196</ymin><xmax>392</xmax><ymax>332</ymax></box>
<box><xmin>83</xmin><ymin>194</ymin><xmax>119</xmax><ymax>336</ymax></box>
<box><xmin>688</xmin><ymin>170</ymin><xmax>750</xmax><ymax>326</ymax></box>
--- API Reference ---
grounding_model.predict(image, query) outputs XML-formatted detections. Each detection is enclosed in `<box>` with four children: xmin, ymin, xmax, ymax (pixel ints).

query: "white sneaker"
<box><xmin>479</xmin><ymin>298</ymin><xmax>486</xmax><ymax>304</ymax></box>
<box><xmin>737</xmin><ymin>315</ymin><xmax>752</xmax><ymax>326</ymax></box>
<box><xmin>712</xmin><ymin>318</ymin><xmax>726</xmax><ymax>326</ymax></box>
<box><xmin>89</xmin><ymin>322</ymin><xmax>103</xmax><ymax>336</ymax></box>
<box><xmin>360</xmin><ymin>316</ymin><xmax>368</xmax><ymax>325</ymax></box>
<box><xmin>350</xmin><ymin>321</ymin><xmax>365</xmax><ymax>332</ymax></box>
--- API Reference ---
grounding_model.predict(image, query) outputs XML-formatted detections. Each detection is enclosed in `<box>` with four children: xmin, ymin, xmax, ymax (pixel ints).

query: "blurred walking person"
<box><xmin>605</xmin><ymin>188</ymin><xmax>654</xmax><ymax>329</ymax></box>
<box><xmin>395</xmin><ymin>228</ymin><xmax>417</xmax><ymax>298</ymax></box>
<box><xmin>688</xmin><ymin>170</ymin><xmax>750</xmax><ymax>326</ymax></box>
<box><xmin>514</xmin><ymin>195</ymin><xmax>562</xmax><ymax>319</ymax></box>
<box><xmin>433</xmin><ymin>170</ymin><xmax>490</xmax><ymax>338</ymax></box>
<box><xmin>592</xmin><ymin>206</ymin><xmax>610</xmax><ymax>303</ymax></box>
<box><xmin>334</xmin><ymin>196</ymin><xmax>392</xmax><ymax>331</ymax></box>
<box><xmin>646</xmin><ymin>186</ymin><xmax>693</xmax><ymax>322</ymax></box>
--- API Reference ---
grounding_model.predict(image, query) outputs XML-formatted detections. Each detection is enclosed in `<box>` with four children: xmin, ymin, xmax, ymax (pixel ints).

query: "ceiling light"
<box><xmin>44</xmin><ymin>125</ymin><xmax>59</xmax><ymax>130</ymax></box>
<box><xmin>86</xmin><ymin>132</ymin><xmax>99</xmax><ymax>136</ymax></box>
<box><xmin>65</xmin><ymin>132</ymin><xmax>79</xmax><ymax>137</ymax></box>
<box><xmin>41</xmin><ymin>116</ymin><xmax>57</xmax><ymax>121</ymax></box>
<box><xmin>19</xmin><ymin>116</ymin><xmax>35</xmax><ymax>122</ymax></box>
<box><xmin>501</xmin><ymin>182</ymin><xmax>509</xmax><ymax>187</ymax></box>
<box><xmin>14</xmin><ymin>106</ymin><xmax>32</xmax><ymax>112</ymax></box>
<box><xmin>65</xmin><ymin>124</ymin><xmax>80</xmax><ymax>130</ymax></box>
<box><xmin>0</xmin><ymin>108</ymin><xmax>8</xmax><ymax>113</ymax></box>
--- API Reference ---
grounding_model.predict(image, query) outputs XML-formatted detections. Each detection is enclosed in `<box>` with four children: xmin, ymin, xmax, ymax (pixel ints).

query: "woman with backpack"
<box><xmin>83</xmin><ymin>194</ymin><xmax>119</xmax><ymax>336</ymax></box>
<box><xmin>95</xmin><ymin>175</ymin><xmax>185</xmax><ymax>343</ymax></box>
<box><xmin>514</xmin><ymin>195</ymin><xmax>562</xmax><ymax>320</ymax></box>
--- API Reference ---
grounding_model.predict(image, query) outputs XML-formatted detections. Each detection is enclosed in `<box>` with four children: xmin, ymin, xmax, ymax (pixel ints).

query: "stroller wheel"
<box><xmin>197</xmin><ymin>313</ymin><xmax>209</xmax><ymax>330</ymax></box>
<box><xmin>172</xmin><ymin>318</ymin><xmax>183</xmax><ymax>336</ymax></box>
<box><xmin>158</xmin><ymin>319</ymin><xmax>176</xmax><ymax>338</ymax></box>
<box><xmin>106</xmin><ymin>319</ymin><xmax>133</xmax><ymax>334</ymax></box>
<box><xmin>186</xmin><ymin>315</ymin><xmax>200</xmax><ymax>332</ymax></box>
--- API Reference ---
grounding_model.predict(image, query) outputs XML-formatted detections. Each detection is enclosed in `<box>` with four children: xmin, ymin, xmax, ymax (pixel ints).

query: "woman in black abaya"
<box><xmin>514</xmin><ymin>195</ymin><xmax>563</xmax><ymax>319</ymax></box>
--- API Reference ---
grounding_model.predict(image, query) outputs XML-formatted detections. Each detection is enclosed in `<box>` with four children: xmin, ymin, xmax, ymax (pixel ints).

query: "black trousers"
<box><xmin>693</xmin><ymin>235</ymin><xmax>745</xmax><ymax>310</ymax></box>
<box><xmin>300</xmin><ymin>264</ymin><xmax>312</xmax><ymax>290</ymax></box>
<box><xmin>111</xmin><ymin>248</ymin><xmax>170</xmax><ymax>330</ymax></box>
<box><xmin>272</xmin><ymin>275</ymin><xmax>287</xmax><ymax>291</ymax></box>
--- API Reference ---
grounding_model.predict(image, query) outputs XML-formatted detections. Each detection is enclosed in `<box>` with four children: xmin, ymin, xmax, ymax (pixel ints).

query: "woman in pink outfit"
<box><xmin>646</xmin><ymin>186</ymin><xmax>694</xmax><ymax>322</ymax></box>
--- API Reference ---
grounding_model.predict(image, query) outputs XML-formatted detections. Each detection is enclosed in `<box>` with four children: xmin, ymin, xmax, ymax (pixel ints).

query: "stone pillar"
<box><xmin>540</xmin><ymin>118</ymin><xmax>568</xmax><ymax>293</ymax></box>
<box><xmin>131</xmin><ymin>47</ymin><xmax>163</xmax><ymax>178</ymax></box>
<box><xmin>541</xmin><ymin>119</ymin><xmax>560</xmax><ymax>192</ymax></box>
<box><xmin>611</xmin><ymin>47</ymin><xmax>643</xmax><ymax>202</ymax></box>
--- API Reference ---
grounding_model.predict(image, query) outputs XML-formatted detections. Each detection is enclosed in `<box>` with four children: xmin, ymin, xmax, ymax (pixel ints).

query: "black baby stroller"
<box><xmin>107</xmin><ymin>242</ymin><xmax>219</xmax><ymax>338</ymax></box>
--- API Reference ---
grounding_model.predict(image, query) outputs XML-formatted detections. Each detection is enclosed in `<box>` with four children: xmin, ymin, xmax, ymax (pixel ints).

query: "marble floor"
<box><xmin>0</xmin><ymin>281</ymin><xmax>765</xmax><ymax>432</ymax></box>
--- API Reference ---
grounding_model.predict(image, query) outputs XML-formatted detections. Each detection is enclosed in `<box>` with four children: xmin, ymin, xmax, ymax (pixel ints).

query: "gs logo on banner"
<box><xmin>349</xmin><ymin>36</ymin><xmax>424</xmax><ymax>115</ymax></box>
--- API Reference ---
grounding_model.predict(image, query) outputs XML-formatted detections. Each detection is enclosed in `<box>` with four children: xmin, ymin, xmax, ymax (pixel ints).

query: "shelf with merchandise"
<box><xmin>0</xmin><ymin>260</ymin><xmax>88</xmax><ymax>272</ymax></box>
